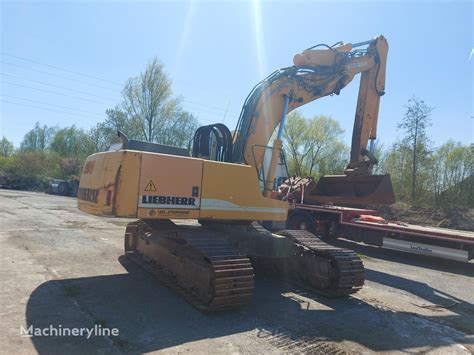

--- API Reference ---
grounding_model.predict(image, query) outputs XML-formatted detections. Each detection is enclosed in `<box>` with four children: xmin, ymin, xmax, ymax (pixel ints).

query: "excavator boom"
<box><xmin>231</xmin><ymin>35</ymin><xmax>394</xmax><ymax>204</ymax></box>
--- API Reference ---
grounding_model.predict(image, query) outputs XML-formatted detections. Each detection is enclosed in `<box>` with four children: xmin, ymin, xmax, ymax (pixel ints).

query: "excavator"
<box><xmin>77</xmin><ymin>35</ymin><xmax>394</xmax><ymax>311</ymax></box>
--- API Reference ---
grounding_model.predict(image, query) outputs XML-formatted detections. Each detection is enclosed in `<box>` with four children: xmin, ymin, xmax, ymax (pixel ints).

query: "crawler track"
<box><xmin>124</xmin><ymin>220</ymin><xmax>254</xmax><ymax>312</ymax></box>
<box><xmin>277</xmin><ymin>230</ymin><xmax>365</xmax><ymax>296</ymax></box>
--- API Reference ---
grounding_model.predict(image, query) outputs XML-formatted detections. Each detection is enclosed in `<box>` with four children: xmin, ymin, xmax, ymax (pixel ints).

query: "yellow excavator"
<box><xmin>78</xmin><ymin>35</ymin><xmax>394</xmax><ymax>311</ymax></box>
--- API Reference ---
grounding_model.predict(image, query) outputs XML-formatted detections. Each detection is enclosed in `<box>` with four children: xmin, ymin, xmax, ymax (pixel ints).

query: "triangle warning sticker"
<box><xmin>144</xmin><ymin>180</ymin><xmax>157</xmax><ymax>192</ymax></box>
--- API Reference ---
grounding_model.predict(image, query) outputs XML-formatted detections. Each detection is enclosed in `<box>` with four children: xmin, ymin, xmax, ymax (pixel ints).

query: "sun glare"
<box><xmin>173</xmin><ymin>0</ymin><xmax>197</xmax><ymax>80</ymax></box>
<box><xmin>252</xmin><ymin>0</ymin><xmax>267</xmax><ymax>79</ymax></box>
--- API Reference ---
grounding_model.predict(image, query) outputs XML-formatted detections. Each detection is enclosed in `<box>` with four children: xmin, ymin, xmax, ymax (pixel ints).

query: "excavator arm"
<box><xmin>347</xmin><ymin>37</ymin><xmax>387</xmax><ymax>173</ymax></box>
<box><xmin>232</xmin><ymin>35</ymin><xmax>393</xmax><ymax>204</ymax></box>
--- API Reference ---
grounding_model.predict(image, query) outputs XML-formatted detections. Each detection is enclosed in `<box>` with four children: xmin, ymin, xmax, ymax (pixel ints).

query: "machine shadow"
<box><xmin>363</xmin><ymin>267</ymin><xmax>474</xmax><ymax>335</ymax></box>
<box><xmin>26</xmin><ymin>256</ymin><xmax>472</xmax><ymax>354</ymax></box>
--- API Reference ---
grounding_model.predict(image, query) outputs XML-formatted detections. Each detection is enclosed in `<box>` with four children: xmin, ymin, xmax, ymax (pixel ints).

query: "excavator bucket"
<box><xmin>306</xmin><ymin>174</ymin><xmax>395</xmax><ymax>205</ymax></box>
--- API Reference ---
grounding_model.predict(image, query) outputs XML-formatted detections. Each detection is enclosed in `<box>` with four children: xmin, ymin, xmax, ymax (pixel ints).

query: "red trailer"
<box><xmin>285</xmin><ymin>203</ymin><xmax>474</xmax><ymax>262</ymax></box>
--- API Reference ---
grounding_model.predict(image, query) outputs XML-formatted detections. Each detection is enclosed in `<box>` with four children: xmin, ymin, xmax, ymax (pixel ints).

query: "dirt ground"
<box><xmin>1</xmin><ymin>190</ymin><xmax>473</xmax><ymax>354</ymax></box>
<box><xmin>376</xmin><ymin>203</ymin><xmax>474</xmax><ymax>232</ymax></box>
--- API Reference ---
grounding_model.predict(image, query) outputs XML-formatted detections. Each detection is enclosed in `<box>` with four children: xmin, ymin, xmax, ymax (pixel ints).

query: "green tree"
<box><xmin>20</xmin><ymin>122</ymin><xmax>56</xmax><ymax>152</ymax></box>
<box><xmin>316</xmin><ymin>141</ymin><xmax>348</xmax><ymax>177</ymax></box>
<box><xmin>283</xmin><ymin>111</ymin><xmax>310</xmax><ymax>176</ymax></box>
<box><xmin>381</xmin><ymin>142</ymin><xmax>417</xmax><ymax>202</ymax></box>
<box><xmin>90</xmin><ymin>58</ymin><xmax>199</xmax><ymax>151</ymax></box>
<box><xmin>3</xmin><ymin>151</ymin><xmax>50</xmax><ymax>189</ymax></box>
<box><xmin>432</xmin><ymin>141</ymin><xmax>473</xmax><ymax>205</ymax></box>
<box><xmin>0</xmin><ymin>137</ymin><xmax>14</xmax><ymax>157</ymax></box>
<box><xmin>50</xmin><ymin>125</ymin><xmax>90</xmax><ymax>159</ymax></box>
<box><xmin>95</xmin><ymin>107</ymin><xmax>143</xmax><ymax>149</ymax></box>
<box><xmin>100</xmin><ymin>57</ymin><xmax>198</xmax><ymax>147</ymax></box>
<box><xmin>159</xmin><ymin>110</ymin><xmax>199</xmax><ymax>147</ymax></box>
<box><xmin>370</xmin><ymin>141</ymin><xmax>385</xmax><ymax>174</ymax></box>
<box><xmin>398</xmin><ymin>96</ymin><xmax>433</xmax><ymax>204</ymax></box>
<box><xmin>283</xmin><ymin>111</ymin><xmax>348</xmax><ymax>178</ymax></box>
<box><xmin>304</xmin><ymin>115</ymin><xmax>345</xmax><ymax>177</ymax></box>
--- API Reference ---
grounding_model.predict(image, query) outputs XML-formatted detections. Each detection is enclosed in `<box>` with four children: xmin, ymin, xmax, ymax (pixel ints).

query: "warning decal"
<box><xmin>144</xmin><ymin>180</ymin><xmax>157</xmax><ymax>192</ymax></box>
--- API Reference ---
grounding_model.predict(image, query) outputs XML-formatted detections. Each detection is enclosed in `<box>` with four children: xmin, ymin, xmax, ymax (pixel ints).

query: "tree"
<box><xmin>370</xmin><ymin>141</ymin><xmax>385</xmax><ymax>174</ymax></box>
<box><xmin>283</xmin><ymin>111</ymin><xmax>348</xmax><ymax>178</ymax></box>
<box><xmin>398</xmin><ymin>96</ymin><xmax>433</xmax><ymax>204</ymax></box>
<box><xmin>380</xmin><ymin>142</ymin><xmax>418</xmax><ymax>202</ymax></box>
<box><xmin>283</xmin><ymin>111</ymin><xmax>310</xmax><ymax>176</ymax></box>
<box><xmin>159</xmin><ymin>110</ymin><xmax>199</xmax><ymax>147</ymax></box>
<box><xmin>107</xmin><ymin>57</ymin><xmax>199</xmax><ymax>146</ymax></box>
<box><xmin>3</xmin><ymin>151</ymin><xmax>50</xmax><ymax>189</ymax></box>
<box><xmin>50</xmin><ymin>125</ymin><xmax>90</xmax><ymax>159</ymax></box>
<box><xmin>59</xmin><ymin>157</ymin><xmax>82</xmax><ymax>178</ymax></box>
<box><xmin>304</xmin><ymin>115</ymin><xmax>345</xmax><ymax>176</ymax></box>
<box><xmin>83</xmin><ymin>109</ymin><xmax>130</xmax><ymax>154</ymax></box>
<box><xmin>20</xmin><ymin>122</ymin><xmax>56</xmax><ymax>152</ymax></box>
<box><xmin>0</xmin><ymin>137</ymin><xmax>14</xmax><ymax>157</ymax></box>
<box><xmin>432</xmin><ymin>141</ymin><xmax>473</xmax><ymax>205</ymax></box>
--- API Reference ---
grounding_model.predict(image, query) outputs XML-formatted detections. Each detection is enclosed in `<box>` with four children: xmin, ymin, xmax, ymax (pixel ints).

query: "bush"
<box><xmin>59</xmin><ymin>157</ymin><xmax>82</xmax><ymax>179</ymax></box>
<box><xmin>0</xmin><ymin>152</ymin><xmax>60</xmax><ymax>190</ymax></box>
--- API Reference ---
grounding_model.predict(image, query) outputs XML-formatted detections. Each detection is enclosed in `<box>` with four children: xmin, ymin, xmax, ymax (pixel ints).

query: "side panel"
<box><xmin>200</xmin><ymin>160</ymin><xmax>288</xmax><ymax>221</ymax></box>
<box><xmin>114</xmin><ymin>151</ymin><xmax>141</xmax><ymax>217</ymax></box>
<box><xmin>78</xmin><ymin>150</ymin><xmax>141</xmax><ymax>217</ymax></box>
<box><xmin>78</xmin><ymin>150</ymin><xmax>287</xmax><ymax>222</ymax></box>
<box><xmin>137</xmin><ymin>153</ymin><xmax>202</xmax><ymax>219</ymax></box>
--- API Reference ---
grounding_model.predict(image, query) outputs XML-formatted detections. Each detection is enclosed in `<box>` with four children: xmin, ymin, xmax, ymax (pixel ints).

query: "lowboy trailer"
<box><xmin>285</xmin><ymin>203</ymin><xmax>474</xmax><ymax>262</ymax></box>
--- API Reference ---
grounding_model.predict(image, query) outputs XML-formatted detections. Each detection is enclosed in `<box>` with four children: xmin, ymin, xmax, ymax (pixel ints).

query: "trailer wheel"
<box><xmin>287</xmin><ymin>213</ymin><xmax>315</xmax><ymax>233</ymax></box>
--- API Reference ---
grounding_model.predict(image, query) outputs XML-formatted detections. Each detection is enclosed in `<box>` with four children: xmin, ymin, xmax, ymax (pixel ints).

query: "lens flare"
<box><xmin>252</xmin><ymin>0</ymin><xmax>266</xmax><ymax>79</ymax></box>
<box><xmin>252</xmin><ymin>0</ymin><xmax>275</xmax><ymax>143</ymax></box>
<box><xmin>173</xmin><ymin>0</ymin><xmax>197</xmax><ymax>79</ymax></box>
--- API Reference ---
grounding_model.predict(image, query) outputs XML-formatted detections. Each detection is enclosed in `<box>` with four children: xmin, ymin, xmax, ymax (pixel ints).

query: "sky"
<box><xmin>1</xmin><ymin>0</ymin><xmax>473</xmax><ymax>149</ymax></box>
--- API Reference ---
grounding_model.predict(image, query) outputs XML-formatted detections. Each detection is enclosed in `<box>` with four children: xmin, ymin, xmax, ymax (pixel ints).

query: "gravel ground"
<box><xmin>0</xmin><ymin>189</ymin><xmax>473</xmax><ymax>354</ymax></box>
